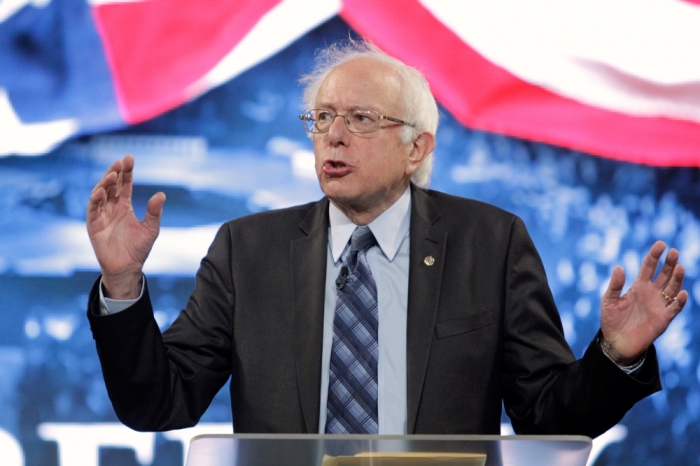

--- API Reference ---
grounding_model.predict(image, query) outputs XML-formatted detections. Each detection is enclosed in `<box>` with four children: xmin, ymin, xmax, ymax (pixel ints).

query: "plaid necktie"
<box><xmin>325</xmin><ymin>226</ymin><xmax>379</xmax><ymax>434</ymax></box>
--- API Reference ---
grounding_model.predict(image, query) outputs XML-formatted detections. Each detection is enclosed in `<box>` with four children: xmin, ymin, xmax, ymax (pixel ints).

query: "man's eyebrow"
<box><xmin>314</xmin><ymin>103</ymin><xmax>376</xmax><ymax>112</ymax></box>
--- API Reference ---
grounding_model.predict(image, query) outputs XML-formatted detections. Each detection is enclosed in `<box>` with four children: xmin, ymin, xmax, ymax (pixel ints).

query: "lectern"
<box><xmin>185</xmin><ymin>434</ymin><xmax>591</xmax><ymax>466</ymax></box>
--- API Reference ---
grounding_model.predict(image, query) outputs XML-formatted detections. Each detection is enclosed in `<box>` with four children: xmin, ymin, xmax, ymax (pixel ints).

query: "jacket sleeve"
<box><xmin>502</xmin><ymin>217</ymin><xmax>662</xmax><ymax>437</ymax></box>
<box><xmin>87</xmin><ymin>223</ymin><xmax>235</xmax><ymax>432</ymax></box>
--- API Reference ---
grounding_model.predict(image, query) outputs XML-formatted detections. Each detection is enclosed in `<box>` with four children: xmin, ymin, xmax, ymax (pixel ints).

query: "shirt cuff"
<box><xmin>97</xmin><ymin>276</ymin><xmax>145</xmax><ymax>316</ymax></box>
<box><xmin>598</xmin><ymin>336</ymin><xmax>646</xmax><ymax>375</ymax></box>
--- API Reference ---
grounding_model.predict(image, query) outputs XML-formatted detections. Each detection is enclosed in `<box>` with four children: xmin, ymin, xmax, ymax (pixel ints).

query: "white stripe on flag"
<box><xmin>186</xmin><ymin>0</ymin><xmax>341</xmax><ymax>100</ymax></box>
<box><xmin>0</xmin><ymin>89</ymin><xmax>78</xmax><ymax>157</ymax></box>
<box><xmin>421</xmin><ymin>0</ymin><xmax>700</xmax><ymax>124</ymax></box>
<box><xmin>0</xmin><ymin>0</ymin><xmax>50</xmax><ymax>23</ymax></box>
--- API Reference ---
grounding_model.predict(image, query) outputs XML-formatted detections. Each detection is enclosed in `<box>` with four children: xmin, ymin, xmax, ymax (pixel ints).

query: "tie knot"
<box><xmin>350</xmin><ymin>226</ymin><xmax>377</xmax><ymax>253</ymax></box>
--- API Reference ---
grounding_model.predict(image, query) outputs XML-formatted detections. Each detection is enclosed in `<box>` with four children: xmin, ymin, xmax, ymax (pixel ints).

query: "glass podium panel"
<box><xmin>185</xmin><ymin>434</ymin><xmax>591</xmax><ymax>466</ymax></box>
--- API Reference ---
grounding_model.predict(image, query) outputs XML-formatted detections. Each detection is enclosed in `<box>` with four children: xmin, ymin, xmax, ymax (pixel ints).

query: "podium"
<box><xmin>185</xmin><ymin>434</ymin><xmax>591</xmax><ymax>466</ymax></box>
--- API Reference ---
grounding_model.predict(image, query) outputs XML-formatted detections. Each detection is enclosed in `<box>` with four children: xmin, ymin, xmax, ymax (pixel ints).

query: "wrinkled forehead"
<box><xmin>315</xmin><ymin>58</ymin><xmax>404</xmax><ymax>113</ymax></box>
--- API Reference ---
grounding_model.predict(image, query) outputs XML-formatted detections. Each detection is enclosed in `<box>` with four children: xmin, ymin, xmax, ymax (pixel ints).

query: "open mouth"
<box><xmin>323</xmin><ymin>160</ymin><xmax>351</xmax><ymax>176</ymax></box>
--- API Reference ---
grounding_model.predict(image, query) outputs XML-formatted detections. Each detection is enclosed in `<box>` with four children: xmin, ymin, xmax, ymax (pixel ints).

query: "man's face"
<box><xmin>312</xmin><ymin>58</ymin><xmax>421</xmax><ymax>221</ymax></box>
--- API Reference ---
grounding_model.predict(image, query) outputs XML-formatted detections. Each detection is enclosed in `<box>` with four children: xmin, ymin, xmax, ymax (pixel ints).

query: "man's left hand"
<box><xmin>600</xmin><ymin>240</ymin><xmax>687</xmax><ymax>365</ymax></box>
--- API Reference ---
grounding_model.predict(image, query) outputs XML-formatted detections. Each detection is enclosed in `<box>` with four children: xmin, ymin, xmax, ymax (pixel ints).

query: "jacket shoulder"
<box><xmin>419</xmin><ymin>188</ymin><xmax>519</xmax><ymax>227</ymax></box>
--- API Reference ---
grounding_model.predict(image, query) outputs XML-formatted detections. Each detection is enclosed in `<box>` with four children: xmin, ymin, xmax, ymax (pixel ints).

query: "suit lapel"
<box><xmin>406</xmin><ymin>187</ymin><xmax>447</xmax><ymax>433</ymax></box>
<box><xmin>290</xmin><ymin>198</ymin><xmax>329</xmax><ymax>433</ymax></box>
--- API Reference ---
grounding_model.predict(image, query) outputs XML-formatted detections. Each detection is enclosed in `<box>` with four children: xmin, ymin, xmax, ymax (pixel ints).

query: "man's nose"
<box><xmin>328</xmin><ymin>114</ymin><xmax>349</xmax><ymax>144</ymax></box>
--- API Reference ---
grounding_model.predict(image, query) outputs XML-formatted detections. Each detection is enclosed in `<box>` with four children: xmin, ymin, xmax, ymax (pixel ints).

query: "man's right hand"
<box><xmin>86</xmin><ymin>155</ymin><xmax>165</xmax><ymax>300</ymax></box>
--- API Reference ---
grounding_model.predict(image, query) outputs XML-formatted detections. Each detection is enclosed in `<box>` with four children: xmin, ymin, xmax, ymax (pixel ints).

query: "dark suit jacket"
<box><xmin>87</xmin><ymin>186</ymin><xmax>661</xmax><ymax>436</ymax></box>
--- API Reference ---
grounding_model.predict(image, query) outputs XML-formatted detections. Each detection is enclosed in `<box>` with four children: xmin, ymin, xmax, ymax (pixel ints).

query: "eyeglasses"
<box><xmin>299</xmin><ymin>108</ymin><xmax>415</xmax><ymax>134</ymax></box>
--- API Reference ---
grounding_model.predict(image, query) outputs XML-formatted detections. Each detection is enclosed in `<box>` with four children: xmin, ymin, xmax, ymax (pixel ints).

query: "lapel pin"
<box><xmin>424</xmin><ymin>256</ymin><xmax>435</xmax><ymax>266</ymax></box>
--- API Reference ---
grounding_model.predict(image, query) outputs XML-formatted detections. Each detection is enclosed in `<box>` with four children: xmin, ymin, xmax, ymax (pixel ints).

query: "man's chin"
<box><xmin>321</xmin><ymin>183</ymin><xmax>360</xmax><ymax>205</ymax></box>
<box><xmin>321</xmin><ymin>178</ymin><xmax>351</xmax><ymax>194</ymax></box>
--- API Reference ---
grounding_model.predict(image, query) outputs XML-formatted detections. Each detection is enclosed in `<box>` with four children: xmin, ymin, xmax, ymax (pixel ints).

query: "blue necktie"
<box><xmin>326</xmin><ymin>226</ymin><xmax>379</xmax><ymax>434</ymax></box>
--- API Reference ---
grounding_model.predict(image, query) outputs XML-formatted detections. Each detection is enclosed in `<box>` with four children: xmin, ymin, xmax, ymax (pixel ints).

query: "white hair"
<box><xmin>299</xmin><ymin>39</ymin><xmax>439</xmax><ymax>187</ymax></box>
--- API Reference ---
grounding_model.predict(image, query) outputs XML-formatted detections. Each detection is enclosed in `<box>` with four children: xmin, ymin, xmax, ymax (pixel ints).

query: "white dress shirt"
<box><xmin>318</xmin><ymin>186</ymin><xmax>412</xmax><ymax>434</ymax></box>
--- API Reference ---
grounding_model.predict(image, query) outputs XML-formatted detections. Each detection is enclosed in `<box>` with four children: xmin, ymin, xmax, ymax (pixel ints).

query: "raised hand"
<box><xmin>86</xmin><ymin>155</ymin><xmax>166</xmax><ymax>299</ymax></box>
<box><xmin>600</xmin><ymin>241</ymin><xmax>687</xmax><ymax>365</ymax></box>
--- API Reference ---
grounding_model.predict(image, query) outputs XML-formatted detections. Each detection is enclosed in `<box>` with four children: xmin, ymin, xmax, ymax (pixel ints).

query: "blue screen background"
<box><xmin>0</xmin><ymin>17</ymin><xmax>698</xmax><ymax>466</ymax></box>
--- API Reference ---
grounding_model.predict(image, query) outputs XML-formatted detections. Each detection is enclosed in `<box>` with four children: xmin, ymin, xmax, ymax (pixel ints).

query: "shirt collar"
<box><xmin>329</xmin><ymin>185</ymin><xmax>412</xmax><ymax>263</ymax></box>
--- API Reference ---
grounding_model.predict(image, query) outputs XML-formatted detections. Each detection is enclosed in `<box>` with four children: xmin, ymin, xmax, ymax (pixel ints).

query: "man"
<box><xmin>86</xmin><ymin>41</ymin><xmax>687</xmax><ymax>437</ymax></box>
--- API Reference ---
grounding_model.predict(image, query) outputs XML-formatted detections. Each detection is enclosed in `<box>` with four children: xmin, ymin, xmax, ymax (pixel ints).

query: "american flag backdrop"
<box><xmin>2</xmin><ymin>0</ymin><xmax>700</xmax><ymax>164</ymax></box>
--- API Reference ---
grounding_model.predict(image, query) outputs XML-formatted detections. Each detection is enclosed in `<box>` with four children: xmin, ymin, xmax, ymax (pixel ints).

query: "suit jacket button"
<box><xmin>424</xmin><ymin>256</ymin><xmax>435</xmax><ymax>266</ymax></box>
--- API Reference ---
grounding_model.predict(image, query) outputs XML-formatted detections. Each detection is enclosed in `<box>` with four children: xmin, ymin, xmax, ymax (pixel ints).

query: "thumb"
<box><xmin>143</xmin><ymin>192</ymin><xmax>166</xmax><ymax>232</ymax></box>
<box><xmin>603</xmin><ymin>266</ymin><xmax>626</xmax><ymax>303</ymax></box>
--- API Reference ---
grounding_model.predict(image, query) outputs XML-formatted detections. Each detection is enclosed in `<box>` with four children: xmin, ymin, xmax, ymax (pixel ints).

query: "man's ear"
<box><xmin>406</xmin><ymin>132</ymin><xmax>435</xmax><ymax>176</ymax></box>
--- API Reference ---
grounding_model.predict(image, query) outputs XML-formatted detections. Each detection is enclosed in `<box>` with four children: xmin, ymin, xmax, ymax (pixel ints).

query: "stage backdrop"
<box><xmin>1</xmin><ymin>1</ymin><xmax>699</xmax><ymax>465</ymax></box>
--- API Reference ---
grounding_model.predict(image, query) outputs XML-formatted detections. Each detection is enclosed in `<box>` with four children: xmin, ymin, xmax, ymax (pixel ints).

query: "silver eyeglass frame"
<box><xmin>299</xmin><ymin>108</ymin><xmax>416</xmax><ymax>134</ymax></box>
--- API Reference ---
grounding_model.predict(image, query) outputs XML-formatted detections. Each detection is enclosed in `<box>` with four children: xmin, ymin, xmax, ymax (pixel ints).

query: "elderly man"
<box><xmin>86</xmin><ymin>41</ymin><xmax>686</xmax><ymax>437</ymax></box>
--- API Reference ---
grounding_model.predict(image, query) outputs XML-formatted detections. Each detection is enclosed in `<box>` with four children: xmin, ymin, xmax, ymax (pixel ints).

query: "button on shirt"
<box><xmin>318</xmin><ymin>186</ymin><xmax>412</xmax><ymax>434</ymax></box>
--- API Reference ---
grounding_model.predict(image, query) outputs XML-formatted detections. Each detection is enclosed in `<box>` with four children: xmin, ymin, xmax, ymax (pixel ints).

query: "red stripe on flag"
<box><xmin>340</xmin><ymin>0</ymin><xmax>700</xmax><ymax>167</ymax></box>
<box><xmin>93</xmin><ymin>0</ymin><xmax>281</xmax><ymax>124</ymax></box>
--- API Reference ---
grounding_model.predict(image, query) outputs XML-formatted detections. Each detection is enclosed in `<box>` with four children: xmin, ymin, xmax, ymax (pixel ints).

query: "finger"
<box><xmin>86</xmin><ymin>186</ymin><xmax>107</xmax><ymax>221</ymax></box>
<box><xmin>90</xmin><ymin>166</ymin><xmax>119</xmax><ymax>197</ymax></box>
<box><xmin>118</xmin><ymin>154</ymin><xmax>135</xmax><ymax>199</ymax></box>
<box><xmin>602</xmin><ymin>266</ymin><xmax>626</xmax><ymax>302</ymax></box>
<box><xmin>654</xmin><ymin>248</ymin><xmax>679</xmax><ymax>290</ymax></box>
<box><xmin>91</xmin><ymin>158</ymin><xmax>124</xmax><ymax>195</ymax></box>
<box><xmin>91</xmin><ymin>155</ymin><xmax>132</xmax><ymax>200</ymax></box>
<box><xmin>101</xmin><ymin>157</ymin><xmax>123</xmax><ymax>179</ymax></box>
<box><xmin>664</xmin><ymin>289</ymin><xmax>688</xmax><ymax>321</ymax></box>
<box><xmin>675</xmin><ymin>290</ymin><xmax>689</xmax><ymax>311</ymax></box>
<box><xmin>142</xmin><ymin>192</ymin><xmax>166</xmax><ymax>232</ymax></box>
<box><xmin>86</xmin><ymin>159</ymin><xmax>125</xmax><ymax>220</ymax></box>
<box><xmin>121</xmin><ymin>154</ymin><xmax>134</xmax><ymax>173</ymax></box>
<box><xmin>661</xmin><ymin>263</ymin><xmax>685</xmax><ymax>300</ymax></box>
<box><xmin>637</xmin><ymin>240</ymin><xmax>666</xmax><ymax>282</ymax></box>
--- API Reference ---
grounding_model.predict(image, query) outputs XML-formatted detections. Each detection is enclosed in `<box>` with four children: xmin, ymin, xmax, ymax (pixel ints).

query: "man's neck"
<box><xmin>329</xmin><ymin>183</ymin><xmax>411</xmax><ymax>226</ymax></box>
<box><xmin>328</xmin><ymin>185</ymin><xmax>412</xmax><ymax>263</ymax></box>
